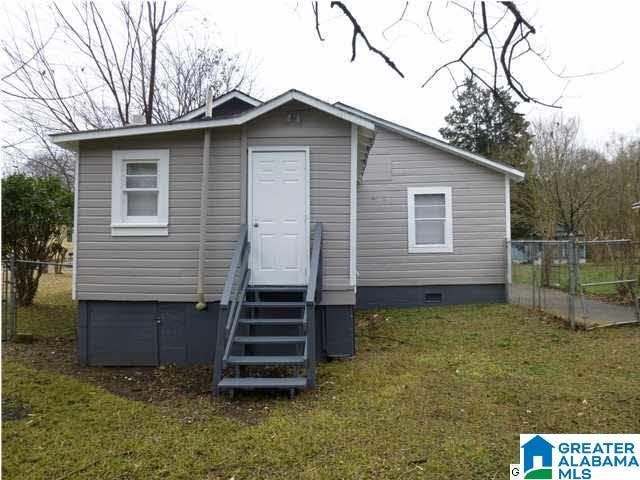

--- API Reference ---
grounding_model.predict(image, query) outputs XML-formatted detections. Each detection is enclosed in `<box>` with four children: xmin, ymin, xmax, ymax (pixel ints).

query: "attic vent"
<box><xmin>424</xmin><ymin>292</ymin><xmax>443</xmax><ymax>304</ymax></box>
<box><xmin>287</xmin><ymin>112</ymin><xmax>302</xmax><ymax>123</ymax></box>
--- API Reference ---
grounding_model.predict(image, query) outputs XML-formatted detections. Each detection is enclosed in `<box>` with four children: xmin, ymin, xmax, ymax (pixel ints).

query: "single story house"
<box><xmin>51</xmin><ymin>89</ymin><xmax>524</xmax><ymax>394</ymax></box>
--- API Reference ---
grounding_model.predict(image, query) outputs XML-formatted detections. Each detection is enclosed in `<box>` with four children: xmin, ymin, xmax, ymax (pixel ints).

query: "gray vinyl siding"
<box><xmin>357</xmin><ymin>127</ymin><xmax>507</xmax><ymax>286</ymax></box>
<box><xmin>77</xmin><ymin>131</ymin><xmax>206</xmax><ymax>301</ymax></box>
<box><xmin>76</xmin><ymin>101</ymin><xmax>353</xmax><ymax>303</ymax></box>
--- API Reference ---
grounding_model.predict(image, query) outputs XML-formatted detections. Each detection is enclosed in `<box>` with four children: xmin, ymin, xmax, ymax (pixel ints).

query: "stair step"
<box><xmin>218</xmin><ymin>377</ymin><xmax>307</xmax><ymax>389</ymax></box>
<box><xmin>226</xmin><ymin>355</ymin><xmax>305</xmax><ymax>366</ymax></box>
<box><xmin>234</xmin><ymin>335</ymin><xmax>305</xmax><ymax>344</ymax></box>
<box><xmin>243</xmin><ymin>301</ymin><xmax>305</xmax><ymax>308</ymax></box>
<box><xmin>239</xmin><ymin>318</ymin><xmax>304</xmax><ymax>326</ymax></box>
<box><xmin>247</xmin><ymin>286</ymin><xmax>307</xmax><ymax>292</ymax></box>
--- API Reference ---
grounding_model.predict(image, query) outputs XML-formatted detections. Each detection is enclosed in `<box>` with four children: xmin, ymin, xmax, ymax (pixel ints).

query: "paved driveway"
<box><xmin>510</xmin><ymin>283</ymin><xmax>639</xmax><ymax>328</ymax></box>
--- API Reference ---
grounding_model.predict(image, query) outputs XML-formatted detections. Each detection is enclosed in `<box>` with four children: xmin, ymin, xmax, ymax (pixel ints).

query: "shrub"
<box><xmin>2</xmin><ymin>174</ymin><xmax>73</xmax><ymax>305</ymax></box>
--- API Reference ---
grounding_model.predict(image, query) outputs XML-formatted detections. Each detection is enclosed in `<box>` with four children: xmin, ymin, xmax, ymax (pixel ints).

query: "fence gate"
<box><xmin>507</xmin><ymin>239</ymin><xmax>640</xmax><ymax>329</ymax></box>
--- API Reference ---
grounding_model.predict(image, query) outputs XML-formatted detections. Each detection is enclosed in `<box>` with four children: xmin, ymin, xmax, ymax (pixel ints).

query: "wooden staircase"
<box><xmin>212</xmin><ymin>224</ymin><xmax>323</xmax><ymax>397</ymax></box>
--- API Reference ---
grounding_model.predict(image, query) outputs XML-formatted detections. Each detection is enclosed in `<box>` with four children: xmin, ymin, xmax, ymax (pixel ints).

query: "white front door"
<box><xmin>249</xmin><ymin>148</ymin><xmax>308</xmax><ymax>285</ymax></box>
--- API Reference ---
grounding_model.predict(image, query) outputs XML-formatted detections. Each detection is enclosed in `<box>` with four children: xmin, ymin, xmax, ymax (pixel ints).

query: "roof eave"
<box><xmin>50</xmin><ymin>90</ymin><xmax>375</xmax><ymax>146</ymax></box>
<box><xmin>334</xmin><ymin>102</ymin><xmax>525</xmax><ymax>182</ymax></box>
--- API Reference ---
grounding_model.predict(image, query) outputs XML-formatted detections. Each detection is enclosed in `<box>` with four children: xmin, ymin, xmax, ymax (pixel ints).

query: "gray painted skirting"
<box><xmin>78</xmin><ymin>286</ymin><xmax>503</xmax><ymax>366</ymax></box>
<box><xmin>356</xmin><ymin>284</ymin><xmax>506</xmax><ymax>309</ymax></box>
<box><xmin>77</xmin><ymin>301</ymin><xmax>354</xmax><ymax>366</ymax></box>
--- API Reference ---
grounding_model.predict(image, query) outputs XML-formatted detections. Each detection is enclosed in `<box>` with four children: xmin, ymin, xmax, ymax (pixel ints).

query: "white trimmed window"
<box><xmin>407</xmin><ymin>186</ymin><xmax>453</xmax><ymax>253</ymax></box>
<box><xmin>111</xmin><ymin>150</ymin><xmax>169</xmax><ymax>236</ymax></box>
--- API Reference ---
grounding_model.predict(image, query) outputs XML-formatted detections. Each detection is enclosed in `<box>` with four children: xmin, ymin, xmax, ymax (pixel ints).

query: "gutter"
<box><xmin>195</xmin><ymin>90</ymin><xmax>214</xmax><ymax>310</ymax></box>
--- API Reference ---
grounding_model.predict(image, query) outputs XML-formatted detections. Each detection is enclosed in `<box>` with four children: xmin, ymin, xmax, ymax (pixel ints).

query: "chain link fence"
<box><xmin>507</xmin><ymin>239</ymin><xmax>640</xmax><ymax>329</ymax></box>
<box><xmin>2</xmin><ymin>258</ymin><xmax>75</xmax><ymax>340</ymax></box>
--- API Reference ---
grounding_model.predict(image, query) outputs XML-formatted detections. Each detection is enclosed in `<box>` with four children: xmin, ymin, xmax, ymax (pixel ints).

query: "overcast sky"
<box><xmin>187</xmin><ymin>0</ymin><xmax>639</xmax><ymax>148</ymax></box>
<box><xmin>2</xmin><ymin>0</ymin><xmax>639</xmax><ymax>153</ymax></box>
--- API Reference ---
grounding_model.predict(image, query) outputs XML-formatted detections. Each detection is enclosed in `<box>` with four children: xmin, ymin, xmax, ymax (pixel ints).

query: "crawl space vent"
<box><xmin>424</xmin><ymin>292</ymin><xmax>443</xmax><ymax>304</ymax></box>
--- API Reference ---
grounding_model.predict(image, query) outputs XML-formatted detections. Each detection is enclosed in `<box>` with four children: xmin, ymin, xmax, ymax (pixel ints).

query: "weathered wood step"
<box><xmin>238</xmin><ymin>318</ymin><xmax>304</xmax><ymax>326</ymax></box>
<box><xmin>234</xmin><ymin>335</ymin><xmax>305</xmax><ymax>344</ymax></box>
<box><xmin>218</xmin><ymin>377</ymin><xmax>307</xmax><ymax>389</ymax></box>
<box><xmin>226</xmin><ymin>355</ymin><xmax>305</xmax><ymax>365</ymax></box>
<box><xmin>243</xmin><ymin>301</ymin><xmax>305</xmax><ymax>308</ymax></box>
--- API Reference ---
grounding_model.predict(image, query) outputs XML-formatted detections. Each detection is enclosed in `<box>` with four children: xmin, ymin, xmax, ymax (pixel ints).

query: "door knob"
<box><xmin>253</xmin><ymin>223</ymin><xmax>259</xmax><ymax>227</ymax></box>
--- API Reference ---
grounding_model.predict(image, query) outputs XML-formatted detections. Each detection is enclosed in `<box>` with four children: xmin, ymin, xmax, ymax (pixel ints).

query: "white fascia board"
<box><xmin>173</xmin><ymin>91</ymin><xmax>263</xmax><ymax>122</ymax></box>
<box><xmin>50</xmin><ymin>90</ymin><xmax>375</xmax><ymax>146</ymax></box>
<box><xmin>335</xmin><ymin>102</ymin><xmax>525</xmax><ymax>182</ymax></box>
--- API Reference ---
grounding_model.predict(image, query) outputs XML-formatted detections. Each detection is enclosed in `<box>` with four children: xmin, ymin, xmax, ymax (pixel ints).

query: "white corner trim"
<box><xmin>71</xmin><ymin>142</ymin><xmax>79</xmax><ymax>300</ymax></box>
<box><xmin>504</xmin><ymin>176</ymin><xmax>511</xmax><ymax>241</ymax></box>
<box><xmin>505</xmin><ymin>176</ymin><xmax>512</xmax><ymax>284</ymax></box>
<box><xmin>110</xmin><ymin>149</ymin><xmax>169</xmax><ymax>237</ymax></box>
<box><xmin>173</xmin><ymin>90</ymin><xmax>263</xmax><ymax>122</ymax></box>
<box><xmin>51</xmin><ymin>90</ymin><xmax>375</xmax><ymax>145</ymax></box>
<box><xmin>407</xmin><ymin>186</ymin><xmax>454</xmax><ymax>254</ymax></box>
<box><xmin>349</xmin><ymin>124</ymin><xmax>358</xmax><ymax>289</ymax></box>
<box><xmin>334</xmin><ymin>102</ymin><xmax>525</xmax><ymax>182</ymax></box>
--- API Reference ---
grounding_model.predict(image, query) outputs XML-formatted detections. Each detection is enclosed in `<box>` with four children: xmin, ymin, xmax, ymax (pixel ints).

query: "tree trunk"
<box><xmin>15</xmin><ymin>264</ymin><xmax>44</xmax><ymax>306</ymax></box>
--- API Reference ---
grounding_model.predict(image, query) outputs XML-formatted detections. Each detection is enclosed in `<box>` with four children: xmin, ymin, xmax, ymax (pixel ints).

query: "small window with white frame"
<box><xmin>407</xmin><ymin>186</ymin><xmax>453</xmax><ymax>253</ymax></box>
<box><xmin>111</xmin><ymin>150</ymin><xmax>169</xmax><ymax>236</ymax></box>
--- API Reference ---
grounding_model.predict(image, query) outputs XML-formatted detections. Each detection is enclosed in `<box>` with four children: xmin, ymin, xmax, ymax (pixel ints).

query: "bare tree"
<box><xmin>311</xmin><ymin>1</ymin><xmax>620</xmax><ymax>108</ymax></box>
<box><xmin>153</xmin><ymin>42</ymin><xmax>255</xmax><ymax>123</ymax></box>
<box><xmin>2</xmin><ymin>1</ymin><xmax>184</xmax><ymax>134</ymax></box>
<box><xmin>586</xmin><ymin>137</ymin><xmax>640</xmax><ymax>240</ymax></box>
<box><xmin>529</xmin><ymin>117</ymin><xmax>608</xmax><ymax>237</ymax></box>
<box><xmin>2</xmin><ymin>1</ymin><xmax>256</xmax><ymax>182</ymax></box>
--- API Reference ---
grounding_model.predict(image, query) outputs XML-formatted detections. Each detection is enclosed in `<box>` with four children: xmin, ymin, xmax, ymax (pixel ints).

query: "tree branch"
<box><xmin>330</xmin><ymin>1</ymin><xmax>404</xmax><ymax>78</ymax></box>
<box><xmin>312</xmin><ymin>2</ymin><xmax>324</xmax><ymax>41</ymax></box>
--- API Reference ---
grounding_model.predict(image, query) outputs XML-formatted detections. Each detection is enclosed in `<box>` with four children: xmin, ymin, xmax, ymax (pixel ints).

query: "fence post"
<box><xmin>567</xmin><ymin>235</ymin><xmax>577</xmax><ymax>330</ymax></box>
<box><xmin>505</xmin><ymin>238</ymin><xmax>512</xmax><ymax>303</ymax></box>
<box><xmin>9</xmin><ymin>253</ymin><xmax>17</xmax><ymax>339</ymax></box>
<box><xmin>531</xmin><ymin>244</ymin><xmax>538</xmax><ymax>309</ymax></box>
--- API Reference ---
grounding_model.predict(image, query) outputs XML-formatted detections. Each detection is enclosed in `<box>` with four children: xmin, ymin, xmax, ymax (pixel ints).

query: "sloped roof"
<box><xmin>334</xmin><ymin>101</ymin><xmax>525</xmax><ymax>181</ymax></box>
<box><xmin>49</xmin><ymin>88</ymin><xmax>525</xmax><ymax>181</ymax></box>
<box><xmin>170</xmin><ymin>90</ymin><xmax>263</xmax><ymax>122</ymax></box>
<box><xmin>50</xmin><ymin>90</ymin><xmax>375</xmax><ymax>145</ymax></box>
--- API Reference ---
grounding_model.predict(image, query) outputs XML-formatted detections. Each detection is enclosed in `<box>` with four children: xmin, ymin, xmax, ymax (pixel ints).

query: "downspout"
<box><xmin>195</xmin><ymin>89</ymin><xmax>214</xmax><ymax>310</ymax></box>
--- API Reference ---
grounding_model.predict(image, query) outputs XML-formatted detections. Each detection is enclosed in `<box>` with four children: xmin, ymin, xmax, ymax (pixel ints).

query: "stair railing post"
<box><xmin>304</xmin><ymin>223</ymin><xmax>322</xmax><ymax>390</ymax></box>
<box><xmin>212</xmin><ymin>305</ymin><xmax>227</xmax><ymax>394</ymax></box>
<box><xmin>306</xmin><ymin>301</ymin><xmax>316</xmax><ymax>389</ymax></box>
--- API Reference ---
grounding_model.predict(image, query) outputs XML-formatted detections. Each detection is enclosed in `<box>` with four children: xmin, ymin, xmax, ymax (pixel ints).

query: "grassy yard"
<box><xmin>3</xmin><ymin>294</ymin><xmax>640</xmax><ymax>479</ymax></box>
<box><xmin>15</xmin><ymin>271</ymin><xmax>76</xmax><ymax>337</ymax></box>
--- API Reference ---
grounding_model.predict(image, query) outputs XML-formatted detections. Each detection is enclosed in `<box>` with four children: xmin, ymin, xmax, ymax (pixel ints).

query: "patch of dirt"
<box><xmin>3</xmin><ymin>337</ymin><xmax>306</xmax><ymax>423</ymax></box>
<box><xmin>2</xmin><ymin>397</ymin><xmax>31</xmax><ymax>421</ymax></box>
